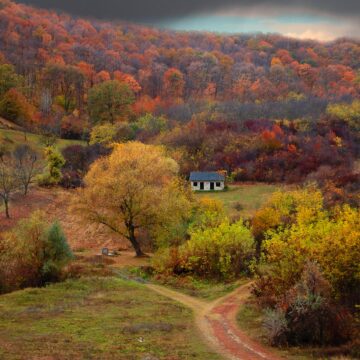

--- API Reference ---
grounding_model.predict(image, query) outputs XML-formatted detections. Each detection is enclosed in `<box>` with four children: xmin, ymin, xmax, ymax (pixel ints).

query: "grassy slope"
<box><xmin>0</xmin><ymin>128</ymin><xmax>84</xmax><ymax>152</ymax></box>
<box><xmin>0</xmin><ymin>277</ymin><xmax>221</xmax><ymax>360</ymax></box>
<box><xmin>194</xmin><ymin>184</ymin><xmax>280</xmax><ymax>219</ymax></box>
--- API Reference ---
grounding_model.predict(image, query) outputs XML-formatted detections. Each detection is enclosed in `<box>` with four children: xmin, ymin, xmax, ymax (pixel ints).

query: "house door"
<box><xmin>200</xmin><ymin>182</ymin><xmax>204</xmax><ymax>190</ymax></box>
<box><xmin>210</xmin><ymin>182</ymin><xmax>215</xmax><ymax>190</ymax></box>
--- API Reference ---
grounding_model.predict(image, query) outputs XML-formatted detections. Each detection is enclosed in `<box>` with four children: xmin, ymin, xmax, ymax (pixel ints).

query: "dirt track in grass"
<box><xmin>147</xmin><ymin>282</ymin><xmax>283</xmax><ymax>360</ymax></box>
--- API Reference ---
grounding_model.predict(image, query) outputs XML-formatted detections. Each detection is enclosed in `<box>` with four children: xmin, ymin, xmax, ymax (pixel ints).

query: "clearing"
<box><xmin>0</xmin><ymin>277</ymin><xmax>221</xmax><ymax>360</ymax></box>
<box><xmin>194</xmin><ymin>183</ymin><xmax>280</xmax><ymax>218</ymax></box>
<box><xmin>0</xmin><ymin>128</ymin><xmax>85</xmax><ymax>153</ymax></box>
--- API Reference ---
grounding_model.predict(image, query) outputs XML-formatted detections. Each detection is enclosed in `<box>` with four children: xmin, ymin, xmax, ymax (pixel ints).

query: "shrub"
<box><xmin>0</xmin><ymin>88</ymin><xmax>34</xmax><ymax>126</ymax></box>
<box><xmin>263</xmin><ymin>309</ymin><xmax>288</xmax><ymax>346</ymax></box>
<box><xmin>60</xmin><ymin>144</ymin><xmax>111</xmax><ymax>188</ymax></box>
<box><xmin>189</xmin><ymin>197</ymin><xmax>226</xmax><ymax>232</ymax></box>
<box><xmin>285</xmin><ymin>262</ymin><xmax>352</xmax><ymax>346</ymax></box>
<box><xmin>0</xmin><ymin>212</ymin><xmax>72</xmax><ymax>293</ymax></box>
<box><xmin>60</xmin><ymin>170</ymin><xmax>82</xmax><ymax>188</ymax></box>
<box><xmin>42</xmin><ymin>221</ymin><xmax>73</xmax><ymax>282</ymax></box>
<box><xmin>89</xmin><ymin>123</ymin><xmax>118</xmax><ymax>145</ymax></box>
<box><xmin>153</xmin><ymin>220</ymin><xmax>255</xmax><ymax>280</ymax></box>
<box><xmin>37</xmin><ymin>147</ymin><xmax>65</xmax><ymax>186</ymax></box>
<box><xmin>255</xmin><ymin>204</ymin><xmax>360</xmax><ymax>307</ymax></box>
<box><xmin>262</xmin><ymin>262</ymin><xmax>353</xmax><ymax>347</ymax></box>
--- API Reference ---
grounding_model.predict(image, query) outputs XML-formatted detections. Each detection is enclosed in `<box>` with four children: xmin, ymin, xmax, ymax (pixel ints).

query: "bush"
<box><xmin>153</xmin><ymin>220</ymin><xmax>255</xmax><ymax>280</ymax></box>
<box><xmin>60</xmin><ymin>144</ymin><xmax>111</xmax><ymax>188</ymax></box>
<box><xmin>262</xmin><ymin>262</ymin><xmax>353</xmax><ymax>347</ymax></box>
<box><xmin>60</xmin><ymin>170</ymin><xmax>83</xmax><ymax>188</ymax></box>
<box><xmin>37</xmin><ymin>147</ymin><xmax>65</xmax><ymax>186</ymax></box>
<box><xmin>189</xmin><ymin>197</ymin><xmax>226</xmax><ymax>233</ymax></box>
<box><xmin>0</xmin><ymin>88</ymin><xmax>34</xmax><ymax>126</ymax></box>
<box><xmin>0</xmin><ymin>212</ymin><xmax>73</xmax><ymax>294</ymax></box>
<box><xmin>284</xmin><ymin>262</ymin><xmax>352</xmax><ymax>346</ymax></box>
<box><xmin>89</xmin><ymin>123</ymin><xmax>118</xmax><ymax>145</ymax></box>
<box><xmin>263</xmin><ymin>309</ymin><xmax>288</xmax><ymax>346</ymax></box>
<box><xmin>261</xmin><ymin>206</ymin><xmax>359</xmax><ymax>307</ymax></box>
<box><xmin>42</xmin><ymin>221</ymin><xmax>73</xmax><ymax>282</ymax></box>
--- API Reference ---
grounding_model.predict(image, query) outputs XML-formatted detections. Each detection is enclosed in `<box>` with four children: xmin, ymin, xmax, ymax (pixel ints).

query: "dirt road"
<box><xmin>147</xmin><ymin>283</ymin><xmax>282</xmax><ymax>360</ymax></box>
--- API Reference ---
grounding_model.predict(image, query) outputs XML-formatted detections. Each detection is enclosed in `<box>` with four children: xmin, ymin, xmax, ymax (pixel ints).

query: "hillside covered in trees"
<box><xmin>0</xmin><ymin>1</ymin><xmax>359</xmax><ymax>357</ymax></box>
<box><xmin>0</xmin><ymin>0</ymin><xmax>359</xmax><ymax>199</ymax></box>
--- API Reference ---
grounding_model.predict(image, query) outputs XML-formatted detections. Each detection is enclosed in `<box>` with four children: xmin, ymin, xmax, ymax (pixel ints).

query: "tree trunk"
<box><xmin>4</xmin><ymin>198</ymin><xmax>9</xmax><ymax>218</ymax></box>
<box><xmin>128</xmin><ymin>225</ymin><xmax>145</xmax><ymax>257</ymax></box>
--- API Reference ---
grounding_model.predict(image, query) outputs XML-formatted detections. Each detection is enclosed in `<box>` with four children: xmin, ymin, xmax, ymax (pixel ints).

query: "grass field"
<box><xmin>0</xmin><ymin>128</ymin><xmax>85</xmax><ymax>153</ymax></box>
<box><xmin>125</xmin><ymin>265</ymin><xmax>247</xmax><ymax>301</ymax></box>
<box><xmin>195</xmin><ymin>184</ymin><xmax>280</xmax><ymax>219</ymax></box>
<box><xmin>0</xmin><ymin>277</ymin><xmax>220</xmax><ymax>360</ymax></box>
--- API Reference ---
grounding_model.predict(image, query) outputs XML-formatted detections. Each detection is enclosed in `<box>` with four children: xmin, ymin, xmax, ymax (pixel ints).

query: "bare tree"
<box><xmin>0</xmin><ymin>153</ymin><xmax>21</xmax><ymax>218</ymax></box>
<box><xmin>14</xmin><ymin>144</ymin><xmax>42</xmax><ymax>195</ymax></box>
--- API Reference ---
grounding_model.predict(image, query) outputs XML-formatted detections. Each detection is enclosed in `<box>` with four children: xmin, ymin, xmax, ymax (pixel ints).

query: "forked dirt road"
<box><xmin>147</xmin><ymin>282</ymin><xmax>282</xmax><ymax>360</ymax></box>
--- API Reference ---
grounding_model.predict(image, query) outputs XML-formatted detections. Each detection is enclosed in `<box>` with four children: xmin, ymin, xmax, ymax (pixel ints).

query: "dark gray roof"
<box><xmin>190</xmin><ymin>172</ymin><xmax>225</xmax><ymax>182</ymax></box>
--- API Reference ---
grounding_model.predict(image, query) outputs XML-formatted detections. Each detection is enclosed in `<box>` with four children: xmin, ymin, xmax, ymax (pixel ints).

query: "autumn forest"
<box><xmin>0</xmin><ymin>0</ymin><xmax>359</xmax><ymax>358</ymax></box>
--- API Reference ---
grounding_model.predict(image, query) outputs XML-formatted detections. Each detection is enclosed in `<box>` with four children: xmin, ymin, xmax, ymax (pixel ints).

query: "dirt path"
<box><xmin>147</xmin><ymin>283</ymin><xmax>282</xmax><ymax>360</ymax></box>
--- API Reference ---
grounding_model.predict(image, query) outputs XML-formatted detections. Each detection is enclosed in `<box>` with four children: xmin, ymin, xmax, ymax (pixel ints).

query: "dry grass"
<box><xmin>0</xmin><ymin>187</ymin><xmax>131</xmax><ymax>251</ymax></box>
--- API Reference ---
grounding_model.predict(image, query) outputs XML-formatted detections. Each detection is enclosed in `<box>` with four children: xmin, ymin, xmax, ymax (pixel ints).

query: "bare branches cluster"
<box><xmin>0</xmin><ymin>144</ymin><xmax>41</xmax><ymax>218</ymax></box>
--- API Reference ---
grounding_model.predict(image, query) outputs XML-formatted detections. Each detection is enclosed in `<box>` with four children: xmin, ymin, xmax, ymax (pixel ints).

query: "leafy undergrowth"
<box><xmin>0</xmin><ymin>277</ymin><xmax>221</xmax><ymax>360</ymax></box>
<box><xmin>237</xmin><ymin>298</ymin><xmax>355</xmax><ymax>360</ymax></box>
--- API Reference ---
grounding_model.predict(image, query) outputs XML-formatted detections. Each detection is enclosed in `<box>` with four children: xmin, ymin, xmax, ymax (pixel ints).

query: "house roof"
<box><xmin>189</xmin><ymin>172</ymin><xmax>225</xmax><ymax>182</ymax></box>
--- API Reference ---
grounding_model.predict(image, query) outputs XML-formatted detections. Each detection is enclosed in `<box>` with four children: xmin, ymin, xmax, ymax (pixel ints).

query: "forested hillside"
<box><xmin>1</xmin><ymin>0</ymin><xmax>359</xmax><ymax>102</ymax></box>
<box><xmin>0</xmin><ymin>2</ymin><xmax>359</xmax><ymax>356</ymax></box>
<box><xmin>0</xmin><ymin>0</ymin><xmax>359</xmax><ymax>199</ymax></box>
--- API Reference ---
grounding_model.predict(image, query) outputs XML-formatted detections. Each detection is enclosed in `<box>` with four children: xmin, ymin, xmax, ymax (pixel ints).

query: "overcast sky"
<box><xmin>18</xmin><ymin>0</ymin><xmax>360</xmax><ymax>41</ymax></box>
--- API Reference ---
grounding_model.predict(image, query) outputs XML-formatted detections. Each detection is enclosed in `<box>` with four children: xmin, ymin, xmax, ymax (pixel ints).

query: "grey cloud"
<box><xmin>18</xmin><ymin>0</ymin><xmax>360</xmax><ymax>22</ymax></box>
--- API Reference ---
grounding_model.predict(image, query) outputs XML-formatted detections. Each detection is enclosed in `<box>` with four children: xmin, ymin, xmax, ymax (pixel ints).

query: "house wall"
<box><xmin>191</xmin><ymin>181</ymin><xmax>225</xmax><ymax>191</ymax></box>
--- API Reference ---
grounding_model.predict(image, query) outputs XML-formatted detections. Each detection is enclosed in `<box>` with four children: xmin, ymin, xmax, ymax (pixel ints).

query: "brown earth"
<box><xmin>148</xmin><ymin>282</ymin><xmax>283</xmax><ymax>360</ymax></box>
<box><xmin>0</xmin><ymin>187</ymin><xmax>130</xmax><ymax>251</ymax></box>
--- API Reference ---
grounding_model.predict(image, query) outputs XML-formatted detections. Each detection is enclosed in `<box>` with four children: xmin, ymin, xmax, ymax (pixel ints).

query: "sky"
<box><xmin>18</xmin><ymin>0</ymin><xmax>360</xmax><ymax>41</ymax></box>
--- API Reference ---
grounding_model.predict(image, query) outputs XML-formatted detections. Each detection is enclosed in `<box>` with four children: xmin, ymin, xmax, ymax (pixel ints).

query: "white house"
<box><xmin>190</xmin><ymin>172</ymin><xmax>225</xmax><ymax>191</ymax></box>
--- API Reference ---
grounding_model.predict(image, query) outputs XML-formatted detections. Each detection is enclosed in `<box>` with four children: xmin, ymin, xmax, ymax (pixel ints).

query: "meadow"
<box><xmin>0</xmin><ymin>128</ymin><xmax>85</xmax><ymax>152</ymax></box>
<box><xmin>0</xmin><ymin>277</ymin><xmax>220</xmax><ymax>360</ymax></box>
<box><xmin>194</xmin><ymin>184</ymin><xmax>280</xmax><ymax>218</ymax></box>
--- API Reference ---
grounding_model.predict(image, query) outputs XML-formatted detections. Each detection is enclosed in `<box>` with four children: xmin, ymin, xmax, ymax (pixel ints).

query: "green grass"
<box><xmin>0</xmin><ymin>128</ymin><xmax>85</xmax><ymax>153</ymax></box>
<box><xmin>195</xmin><ymin>184</ymin><xmax>280</xmax><ymax>219</ymax></box>
<box><xmin>156</xmin><ymin>278</ymin><xmax>240</xmax><ymax>301</ymax></box>
<box><xmin>0</xmin><ymin>277</ymin><xmax>221</xmax><ymax>360</ymax></box>
<box><xmin>122</xmin><ymin>267</ymin><xmax>247</xmax><ymax>301</ymax></box>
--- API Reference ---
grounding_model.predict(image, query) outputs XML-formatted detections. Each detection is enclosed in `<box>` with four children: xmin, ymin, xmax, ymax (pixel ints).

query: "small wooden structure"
<box><xmin>189</xmin><ymin>172</ymin><xmax>225</xmax><ymax>191</ymax></box>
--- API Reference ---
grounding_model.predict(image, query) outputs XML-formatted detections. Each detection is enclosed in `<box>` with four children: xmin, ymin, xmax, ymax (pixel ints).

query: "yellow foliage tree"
<box><xmin>72</xmin><ymin>142</ymin><xmax>193</xmax><ymax>256</ymax></box>
<box><xmin>252</xmin><ymin>186</ymin><xmax>325</xmax><ymax>255</ymax></box>
<box><xmin>327</xmin><ymin>100</ymin><xmax>360</xmax><ymax>131</ymax></box>
<box><xmin>258</xmin><ymin>190</ymin><xmax>360</xmax><ymax>305</ymax></box>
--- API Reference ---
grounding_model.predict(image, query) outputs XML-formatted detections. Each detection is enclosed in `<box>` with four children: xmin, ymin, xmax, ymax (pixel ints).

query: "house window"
<box><xmin>193</xmin><ymin>182</ymin><xmax>198</xmax><ymax>187</ymax></box>
<box><xmin>216</xmin><ymin>182</ymin><xmax>221</xmax><ymax>187</ymax></box>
